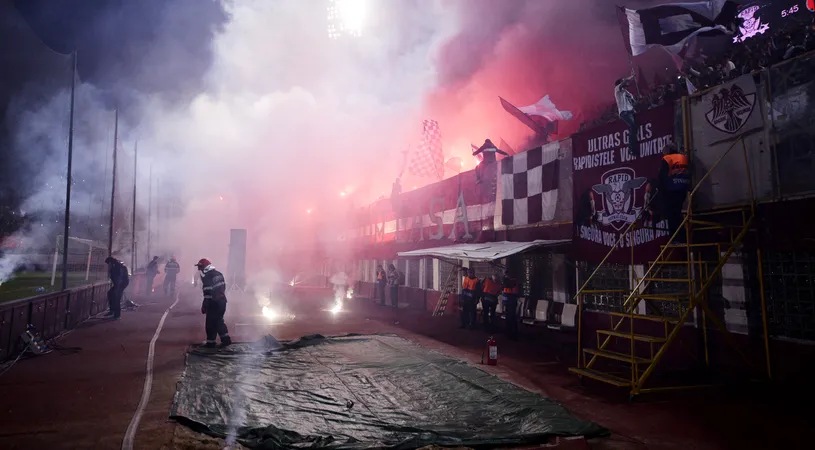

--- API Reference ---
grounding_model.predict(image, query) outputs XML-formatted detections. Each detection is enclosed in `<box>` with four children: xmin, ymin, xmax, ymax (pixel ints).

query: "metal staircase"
<box><xmin>569</xmin><ymin>137</ymin><xmax>771</xmax><ymax>397</ymax></box>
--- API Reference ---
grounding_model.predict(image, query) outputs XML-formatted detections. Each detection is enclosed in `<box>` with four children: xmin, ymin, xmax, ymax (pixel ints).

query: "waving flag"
<box><xmin>408</xmin><ymin>120</ymin><xmax>444</xmax><ymax>180</ymax></box>
<box><xmin>517</xmin><ymin>95</ymin><xmax>574</xmax><ymax>122</ymax></box>
<box><xmin>622</xmin><ymin>1</ymin><xmax>739</xmax><ymax>56</ymax></box>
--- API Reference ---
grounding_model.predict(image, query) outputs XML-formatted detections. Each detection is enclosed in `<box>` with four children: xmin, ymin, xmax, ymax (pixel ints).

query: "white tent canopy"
<box><xmin>397</xmin><ymin>240</ymin><xmax>570</xmax><ymax>262</ymax></box>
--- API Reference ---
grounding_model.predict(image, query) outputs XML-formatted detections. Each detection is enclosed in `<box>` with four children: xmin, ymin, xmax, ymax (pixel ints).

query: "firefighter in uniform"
<box><xmin>658</xmin><ymin>142</ymin><xmax>691</xmax><ymax>242</ymax></box>
<box><xmin>501</xmin><ymin>270</ymin><xmax>520</xmax><ymax>340</ymax></box>
<box><xmin>163</xmin><ymin>257</ymin><xmax>180</xmax><ymax>296</ymax></box>
<box><xmin>195</xmin><ymin>258</ymin><xmax>232</xmax><ymax>348</ymax></box>
<box><xmin>481</xmin><ymin>273</ymin><xmax>502</xmax><ymax>331</ymax></box>
<box><xmin>460</xmin><ymin>268</ymin><xmax>479</xmax><ymax>329</ymax></box>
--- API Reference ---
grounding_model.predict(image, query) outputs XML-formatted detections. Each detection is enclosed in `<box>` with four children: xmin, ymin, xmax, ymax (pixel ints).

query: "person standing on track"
<box><xmin>144</xmin><ymin>256</ymin><xmax>160</xmax><ymax>295</ymax></box>
<box><xmin>481</xmin><ymin>272</ymin><xmax>502</xmax><ymax>331</ymax></box>
<box><xmin>104</xmin><ymin>256</ymin><xmax>129</xmax><ymax>320</ymax></box>
<box><xmin>501</xmin><ymin>270</ymin><xmax>520</xmax><ymax>340</ymax></box>
<box><xmin>376</xmin><ymin>265</ymin><xmax>386</xmax><ymax>306</ymax></box>
<box><xmin>387</xmin><ymin>263</ymin><xmax>400</xmax><ymax>308</ymax></box>
<box><xmin>195</xmin><ymin>258</ymin><xmax>232</xmax><ymax>348</ymax></box>
<box><xmin>460</xmin><ymin>268</ymin><xmax>479</xmax><ymax>329</ymax></box>
<box><xmin>163</xmin><ymin>256</ymin><xmax>180</xmax><ymax>296</ymax></box>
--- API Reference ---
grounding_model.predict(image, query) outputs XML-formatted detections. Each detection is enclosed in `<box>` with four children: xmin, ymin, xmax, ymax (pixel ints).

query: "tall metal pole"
<box><xmin>107</xmin><ymin>109</ymin><xmax>118</xmax><ymax>257</ymax></box>
<box><xmin>61</xmin><ymin>52</ymin><xmax>77</xmax><ymax>291</ymax></box>
<box><xmin>131</xmin><ymin>141</ymin><xmax>138</xmax><ymax>270</ymax></box>
<box><xmin>147</xmin><ymin>164</ymin><xmax>152</xmax><ymax>264</ymax></box>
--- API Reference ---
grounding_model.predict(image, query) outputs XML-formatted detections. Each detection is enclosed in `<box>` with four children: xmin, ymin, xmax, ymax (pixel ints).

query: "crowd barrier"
<box><xmin>0</xmin><ymin>273</ymin><xmax>144</xmax><ymax>362</ymax></box>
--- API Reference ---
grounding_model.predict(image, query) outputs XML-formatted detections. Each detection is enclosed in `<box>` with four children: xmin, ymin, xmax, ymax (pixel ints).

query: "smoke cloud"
<box><xmin>3</xmin><ymin>0</ymin><xmax>670</xmax><ymax>285</ymax></box>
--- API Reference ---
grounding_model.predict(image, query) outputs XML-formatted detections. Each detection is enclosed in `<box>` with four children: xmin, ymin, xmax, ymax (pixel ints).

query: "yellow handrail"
<box><xmin>576</xmin><ymin>134</ymin><xmax>750</xmax><ymax>372</ymax></box>
<box><xmin>573</xmin><ymin>135</ymin><xmax>746</xmax><ymax>302</ymax></box>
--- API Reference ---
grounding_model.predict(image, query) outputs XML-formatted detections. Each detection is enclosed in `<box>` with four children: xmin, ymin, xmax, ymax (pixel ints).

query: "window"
<box><xmin>760</xmin><ymin>250</ymin><xmax>815</xmax><ymax>341</ymax></box>
<box><xmin>408</xmin><ymin>259</ymin><xmax>420</xmax><ymax>287</ymax></box>
<box><xmin>439</xmin><ymin>259</ymin><xmax>460</xmax><ymax>293</ymax></box>
<box><xmin>578</xmin><ymin>262</ymin><xmax>630</xmax><ymax>313</ymax></box>
<box><xmin>425</xmin><ymin>258</ymin><xmax>435</xmax><ymax>290</ymax></box>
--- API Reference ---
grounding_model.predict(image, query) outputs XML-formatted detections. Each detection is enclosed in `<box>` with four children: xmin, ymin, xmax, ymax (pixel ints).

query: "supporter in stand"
<box><xmin>581</xmin><ymin>17</ymin><xmax>815</xmax><ymax>131</ymax></box>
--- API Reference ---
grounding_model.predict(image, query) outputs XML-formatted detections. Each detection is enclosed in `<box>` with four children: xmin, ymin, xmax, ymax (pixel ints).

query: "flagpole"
<box><xmin>107</xmin><ymin>109</ymin><xmax>118</xmax><ymax>257</ymax></box>
<box><xmin>616</xmin><ymin>5</ymin><xmax>642</xmax><ymax>97</ymax></box>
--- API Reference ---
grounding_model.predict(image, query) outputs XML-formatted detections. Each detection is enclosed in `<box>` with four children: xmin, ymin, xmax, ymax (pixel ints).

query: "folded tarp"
<box><xmin>170</xmin><ymin>334</ymin><xmax>607</xmax><ymax>449</ymax></box>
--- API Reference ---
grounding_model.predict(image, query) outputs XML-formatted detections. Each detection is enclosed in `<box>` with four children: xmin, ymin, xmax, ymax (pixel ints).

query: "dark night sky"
<box><xmin>0</xmin><ymin>0</ymin><xmax>228</xmax><ymax>194</ymax></box>
<box><xmin>9</xmin><ymin>0</ymin><xmax>228</xmax><ymax>103</ymax></box>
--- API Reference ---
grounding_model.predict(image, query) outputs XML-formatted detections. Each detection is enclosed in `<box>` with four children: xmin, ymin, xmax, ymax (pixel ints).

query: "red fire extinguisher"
<box><xmin>486</xmin><ymin>336</ymin><xmax>498</xmax><ymax>366</ymax></box>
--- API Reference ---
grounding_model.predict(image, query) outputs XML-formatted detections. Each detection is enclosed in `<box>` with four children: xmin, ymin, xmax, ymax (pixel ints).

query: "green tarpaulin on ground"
<box><xmin>170</xmin><ymin>334</ymin><xmax>607</xmax><ymax>449</ymax></box>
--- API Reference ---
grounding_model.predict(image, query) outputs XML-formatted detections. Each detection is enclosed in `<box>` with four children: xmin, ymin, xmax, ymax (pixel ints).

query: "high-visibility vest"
<box><xmin>462</xmin><ymin>276</ymin><xmax>478</xmax><ymax>291</ymax></box>
<box><xmin>663</xmin><ymin>153</ymin><xmax>690</xmax><ymax>190</ymax></box>
<box><xmin>483</xmin><ymin>277</ymin><xmax>502</xmax><ymax>296</ymax></box>
<box><xmin>502</xmin><ymin>276</ymin><xmax>519</xmax><ymax>295</ymax></box>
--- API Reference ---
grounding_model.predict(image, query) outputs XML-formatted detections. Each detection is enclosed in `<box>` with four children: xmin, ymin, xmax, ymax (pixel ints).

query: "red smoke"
<box><xmin>424</xmin><ymin>0</ymin><xmax>633</xmax><ymax>162</ymax></box>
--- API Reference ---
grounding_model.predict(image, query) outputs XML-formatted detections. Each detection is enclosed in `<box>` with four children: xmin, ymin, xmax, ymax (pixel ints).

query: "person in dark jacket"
<box><xmin>501</xmin><ymin>270</ymin><xmax>520</xmax><ymax>340</ymax></box>
<box><xmin>163</xmin><ymin>257</ymin><xmax>180</xmax><ymax>296</ymax></box>
<box><xmin>481</xmin><ymin>273</ymin><xmax>502</xmax><ymax>331</ymax></box>
<box><xmin>104</xmin><ymin>256</ymin><xmax>130</xmax><ymax>320</ymax></box>
<box><xmin>195</xmin><ymin>258</ymin><xmax>231</xmax><ymax>348</ymax></box>
<box><xmin>387</xmin><ymin>264</ymin><xmax>400</xmax><ymax>308</ymax></box>
<box><xmin>376</xmin><ymin>265</ymin><xmax>386</xmax><ymax>306</ymax></box>
<box><xmin>460</xmin><ymin>268</ymin><xmax>479</xmax><ymax>329</ymax></box>
<box><xmin>145</xmin><ymin>256</ymin><xmax>160</xmax><ymax>295</ymax></box>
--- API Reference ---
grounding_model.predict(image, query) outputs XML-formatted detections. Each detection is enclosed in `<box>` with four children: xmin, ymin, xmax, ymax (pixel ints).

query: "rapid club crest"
<box><xmin>591</xmin><ymin>167</ymin><xmax>647</xmax><ymax>231</ymax></box>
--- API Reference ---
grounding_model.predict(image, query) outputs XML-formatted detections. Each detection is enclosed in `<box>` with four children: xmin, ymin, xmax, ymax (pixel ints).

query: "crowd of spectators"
<box><xmin>579</xmin><ymin>15</ymin><xmax>815</xmax><ymax>131</ymax></box>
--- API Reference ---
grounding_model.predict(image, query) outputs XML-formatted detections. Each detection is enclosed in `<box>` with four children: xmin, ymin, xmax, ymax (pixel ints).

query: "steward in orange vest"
<box><xmin>658</xmin><ymin>142</ymin><xmax>691</xmax><ymax>242</ymax></box>
<box><xmin>460</xmin><ymin>268</ymin><xmax>479</xmax><ymax>329</ymax></box>
<box><xmin>501</xmin><ymin>271</ymin><xmax>520</xmax><ymax>340</ymax></box>
<box><xmin>481</xmin><ymin>274</ymin><xmax>502</xmax><ymax>331</ymax></box>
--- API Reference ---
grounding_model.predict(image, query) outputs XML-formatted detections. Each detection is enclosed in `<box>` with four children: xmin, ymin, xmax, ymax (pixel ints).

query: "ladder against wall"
<box><xmin>569</xmin><ymin>137</ymin><xmax>772</xmax><ymax>398</ymax></box>
<box><xmin>433</xmin><ymin>267</ymin><xmax>460</xmax><ymax>317</ymax></box>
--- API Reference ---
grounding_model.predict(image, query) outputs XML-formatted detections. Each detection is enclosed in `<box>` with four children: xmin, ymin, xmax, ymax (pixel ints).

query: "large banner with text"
<box><xmin>348</xmin><ymin>168</ymin><xmax>497</xmax><ymax>258</ymax></box>
<box><xmin>572</xmin><ymin>104</ymin><xmax>675</xmax><ymax>264</ymax></box>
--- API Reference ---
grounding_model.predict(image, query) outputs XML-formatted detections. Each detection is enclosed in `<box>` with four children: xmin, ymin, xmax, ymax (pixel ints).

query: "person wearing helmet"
<box><xmin>195</xmin><ymin>258</ymin><xmax>231</xmax><ymax>348</ymax></box>
<box><xmin>163</xmin><ymin>257</ymin><xmax>181</xmax><ymax>296</ymax></box>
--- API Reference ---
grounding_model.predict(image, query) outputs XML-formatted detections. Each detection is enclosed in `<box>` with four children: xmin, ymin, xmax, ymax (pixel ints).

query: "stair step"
<box><xmin>635</xmin><ymin>293</ymin><xmax>688</xmax><ymax>302</ymax></box>
<box><xmin>609</xmin><ymin>311</ymin><xmax>680</xmax><ymax>323</ymax></box>
<box><xmin>688</xmin><ymin>219</ymin><xmax>743</xmax><ymax>228</ymax></box>
<box><xmin>597</xmin><ymin>329</ymin><xmax>666</xmax><ymax>343</ymax></box>
<box><xmin>650</xmin><ymin>260</ymin><xmax>692</xmax><ymax>265</ymax></box>
<box><xmin>663</xmin><ymin>242</ymin><xmax>729</xmax><ymax>248</ymax></box>
<box><xmin>691</xmin><ymin>206</ymin><xmax>749</xmax><ymax>216</ymax></box>
<box><xmin>569</xmin><ymin>367</ymin><xmax>632</xmax><ymax>387</ymax></box>
<box><xmin>638</xmin><ymin>277</ymin><xmax>691</xmax><ymax>282</ymax></box>
<box><xmin>583</xmin><ymin>348</ymin><xmax>652</xmax><ymax>364</ymax></box>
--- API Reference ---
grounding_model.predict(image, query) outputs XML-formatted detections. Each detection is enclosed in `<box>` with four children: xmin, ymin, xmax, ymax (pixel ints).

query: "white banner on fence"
<box><xmin>690</xmin><ymin>75</ymin><xmax>773</xmax><ymax>208</ymax></box>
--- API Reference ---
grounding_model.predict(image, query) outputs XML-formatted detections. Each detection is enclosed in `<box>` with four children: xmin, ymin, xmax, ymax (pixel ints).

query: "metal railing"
<box><xmin>0</xmin><ymin>274</ymin><xmax>144</xmax><ymax>362</ymax></box>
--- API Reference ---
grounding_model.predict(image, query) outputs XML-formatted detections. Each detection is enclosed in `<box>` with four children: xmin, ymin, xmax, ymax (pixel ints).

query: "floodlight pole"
<box><xmin>61</xmin><ymin>51</ymin><xmax>77</xmax><ymax>291</ymax></box>
<box><xmin>131</xmin><ymin>141</ymin><xmax>138</xmax><ymax>270</ymax></box>
<box><xmin>108</xmin><ymin>109</ymin><xmax>118</xmax><ymax>257</ymax></box>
